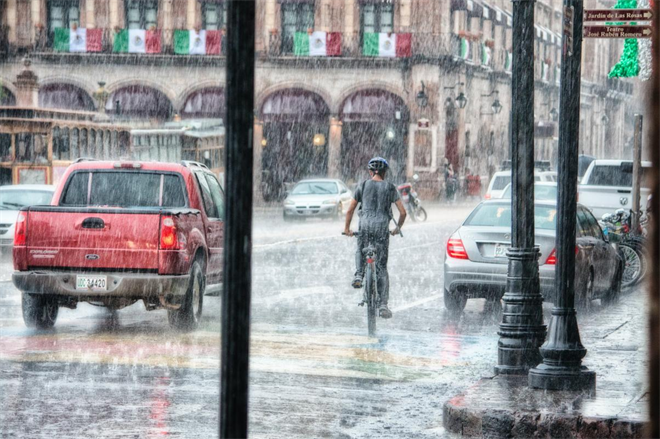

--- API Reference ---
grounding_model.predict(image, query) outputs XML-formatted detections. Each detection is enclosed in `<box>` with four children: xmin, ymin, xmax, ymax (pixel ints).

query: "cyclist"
<box><xmin>343</xmin><ymin>157</ymin><xmax>407</xmax><ymax>319</ymax></box>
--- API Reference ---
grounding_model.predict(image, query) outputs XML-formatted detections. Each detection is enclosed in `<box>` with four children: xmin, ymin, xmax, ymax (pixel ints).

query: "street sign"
<box><xmin>585</xmin><ymin>9</ymin><xmax>653</xmax><ymax>22</ymax></box>
<box><xmin>583</xmin><ymin>25</ymin><xmax>652</xmax><ymax>38</ymax></box>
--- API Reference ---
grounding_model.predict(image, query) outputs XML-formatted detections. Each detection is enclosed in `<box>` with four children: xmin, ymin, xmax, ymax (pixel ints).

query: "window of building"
<box><xmin>201</xmin><ymin>1</ymin><xmax>227</xmax><ymax>30</ymax></box>
<box><xmin>281</xmin><ymin>2</ymin><xmax>315</xmax><ymax>54</ymax></box>
<box><xmin>48</xmin><ymin>0</ymin><xmax>80</xmax><ymax>33</ymax></box>
<box><xmin>126</xmin><ymin>0</ymin><xmax>158</xmax><ymax>30</ymax></box>
<box><xmin>361</xmin><ymin>2</ymin><xmax>393</xmax><ymax>47</ymax></box>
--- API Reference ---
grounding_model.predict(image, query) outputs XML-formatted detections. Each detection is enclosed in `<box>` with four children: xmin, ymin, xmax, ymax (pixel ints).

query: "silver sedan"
<box><xmin>443</xmin><ymin>200</ymin><xmax>623</xmax><ymax>313</ymax></box>
<box><xmin>283</xmin><ymin>179</ymin><xmax>353</xmax><ymax>221</ymax></box>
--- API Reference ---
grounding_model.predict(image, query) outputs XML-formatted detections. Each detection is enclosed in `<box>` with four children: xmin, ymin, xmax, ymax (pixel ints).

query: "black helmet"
<box><xmin>368</xmin><ymin>157</ymin><xmax>389</xmax><ymax>172</ymax></box>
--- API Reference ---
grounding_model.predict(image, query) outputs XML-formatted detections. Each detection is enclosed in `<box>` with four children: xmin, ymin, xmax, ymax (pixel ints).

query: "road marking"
<box><xmin>253</xmin><ymin>286</ymin><xmax>335</xmax><ymax>305</ymax></box>
<box><xmin>391</xmin><ymin>292</ymin><xmax>443</xmax><ymax>313</ymax></box>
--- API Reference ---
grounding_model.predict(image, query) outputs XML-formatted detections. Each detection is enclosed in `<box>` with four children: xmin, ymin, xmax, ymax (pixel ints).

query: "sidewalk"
<box><xmin>443</xmin><ymin>289</ymin><xmax>649</xmax><ymax>438</ymax></box>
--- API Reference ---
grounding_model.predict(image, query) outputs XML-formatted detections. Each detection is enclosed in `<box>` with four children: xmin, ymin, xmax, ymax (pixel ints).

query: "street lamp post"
<box><xmin>529</xmin><ymin>0</ymin><xmax>595</xmax><ymax>391</ymax></box>
<box><xmin>495</xmin><ymin>0</ymin><xmax>546</xmax><ymax>375</ymax></box>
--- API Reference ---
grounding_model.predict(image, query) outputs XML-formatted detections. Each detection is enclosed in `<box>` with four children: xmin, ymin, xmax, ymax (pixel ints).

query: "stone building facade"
<box><xmin>0</xmin><ymin>0</ymin><xmax>636</xmax><ymax>200</ymax></box>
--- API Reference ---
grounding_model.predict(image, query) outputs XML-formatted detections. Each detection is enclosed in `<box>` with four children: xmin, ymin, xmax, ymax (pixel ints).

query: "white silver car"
<box><xmin>443</xmin><ymin>200</ymin><xmax>623</xmax><ymax>313</ymax></box>
<box><xmin>0</xmin><ymin>185</ymin><xmax>56</xmax><ymax>249</ymax></box>
<box><xmin>283</xmin><ymin>179</ymin><xmax>352</xmax><ymax>221</ymax></box>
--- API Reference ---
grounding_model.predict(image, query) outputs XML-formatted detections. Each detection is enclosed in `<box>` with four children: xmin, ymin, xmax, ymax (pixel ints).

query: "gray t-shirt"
<box><xmin>354</xmin><ymin>179</ymin><xmax>400</xmax><ymax>222</ymax></box>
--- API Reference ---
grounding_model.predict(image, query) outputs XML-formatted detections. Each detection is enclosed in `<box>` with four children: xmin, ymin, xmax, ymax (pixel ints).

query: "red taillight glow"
<box><xmin>113</xmin><ymin>162</ymin><xmax>142</xmax><ymax>169</ymax></box>
<box><xmin>160</xmin><ymin>216</ymin><xmax>178</xmax><ymax>250</ymax></box>
<box><xmin>447</xmin><ymin>238</ymin><xmax>469</xmax><ymax>260</ymax></box>
<box><xmin>484</xmin><ymin>193</ymin><xmax>491</xmax><ymax>200</ymax></box>
<box><xmin>14</xmin><ymin>212</ymin><xmax>26</xmax><ymax>246</ymax></box>
<box><xmin>545</xmin><ymin>246</ymin><xmax>579</xmax><ymax>265</ymax></box>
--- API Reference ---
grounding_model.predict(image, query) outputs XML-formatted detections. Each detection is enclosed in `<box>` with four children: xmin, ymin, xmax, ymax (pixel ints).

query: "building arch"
<box><xmin>338</xmin><ymin>88</ymin><xmax>410</xmax><ymax>183</ymax></box>
<box><xmin>255</xmin><ymin>82</ymin><xmax>332</xmax><ymax>119</ymax></box>
<box><xmin>258</xmin><ymin>88</ymin><xmax>331</xmax><ymax>201</ymax></box>
<box><xmin>106</xmin><ymin>79</ymin><xmax>177</xmax><ymax>105</ymax></box>
<box><xmin>106</xmin><ymin>85</ymin><xmax>174</xmax><ymax>120</ymax></box>
<box><xmin>39</xmin><ymin>76</ymin><xmax>97</xmax><ymax>100</ymax></box>
<box><xmin>180</xmin><ymin>86</ymin><xmax>225</xmax><ymax>119</ymax></box>
<box><xmin>335</xmin><ymin>82</ymin><xmax>407</xmax><ymax>116</ymax></box>
<box><xmin>0</xmin><ymin>86</ymin><xmax>16</xmax><ymax>106</ymax></box>
<box><xmin>38</xmin><ymin>83</ymin><xmax>96</xmax><ymax>112</ymax></box>
<box><xmin>176</xmin><ymin>80</ymin><xmax>225</xmax><ymax>110</ymax></box>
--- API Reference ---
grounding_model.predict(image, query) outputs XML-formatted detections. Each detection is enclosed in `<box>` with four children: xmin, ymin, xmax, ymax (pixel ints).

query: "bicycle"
<box><xmin>344</xmin><ymin>228</ymin><xmax>402</xmax><ymax>338</ymax></box>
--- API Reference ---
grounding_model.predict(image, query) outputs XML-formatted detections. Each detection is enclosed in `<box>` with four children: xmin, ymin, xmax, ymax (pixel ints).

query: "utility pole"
<box><xmin>495</xmin><ymin>0</ymin><xmax>546</xmax><ymax>376</ymax></box>
<box><xmin>529</xmin><ymin>0</ymin><xmax>595</xmax><ymax>391</ymax></box>
<box><xmin>221</xmin><ymin>0</ymin><xmax>256</xmax><ymax>438</ymax></box>
<box><xmin>630</xmin><ymin>115</ymin><xmax>643</xmax><ymax>234</ymax></box>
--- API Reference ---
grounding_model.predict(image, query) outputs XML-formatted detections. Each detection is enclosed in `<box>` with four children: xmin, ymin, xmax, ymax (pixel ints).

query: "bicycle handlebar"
<box><xmin>342</xmin><ymin>230</ymin><xmax>403</xmax><ymax>237</ymax></box>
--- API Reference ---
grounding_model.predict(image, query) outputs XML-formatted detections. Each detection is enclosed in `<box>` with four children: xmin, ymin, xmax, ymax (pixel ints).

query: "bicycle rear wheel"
<box><xmin>365</xmin><ymin>264</ymin><xmax>377</xmax><ymax>338</ymax></box>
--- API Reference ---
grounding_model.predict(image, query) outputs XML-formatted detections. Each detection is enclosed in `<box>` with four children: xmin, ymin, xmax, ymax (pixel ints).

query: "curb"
<box><xmin>443</xmin><ymin>376</ymin><xmax>649</xmax><ymax>438</ymax></box>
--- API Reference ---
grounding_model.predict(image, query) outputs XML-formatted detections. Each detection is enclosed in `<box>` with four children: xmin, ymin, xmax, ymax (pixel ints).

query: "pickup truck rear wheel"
<box><xmin>22</xmin><ymin>293</ymin><xmax>58</xmax><ymax>329</ymax></box>
<box><xmin>168</xmin><ymin>260</ymin><xmax>205</xmax><ymax>331</ymax></box>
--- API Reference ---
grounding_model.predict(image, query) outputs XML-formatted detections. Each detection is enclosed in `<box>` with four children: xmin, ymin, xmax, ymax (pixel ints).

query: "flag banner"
<box><xmin>174</xmin><ymin>29</ymin><xmax>222</xmax><ymax>55</ymax></box>
<box><xmin>54</xmin><ymin>28</ymin><xmax>103</xmax><ymax>53</ymax></box>
<box><xmin>113</xmin><ymin>29</ymin><xmax>161</xmax><ymax>54</ymax></box>
<box><xmin>459</xmin><ymin>38</ymin><xmax>471</xmax><ymax>60</ymax></box>
<box><xmin>363</xmin><ymin>33</ymin><xmax>411</xmax><ymax>57</ymax></box>
<box><xmin>128</xmin><ymin>29</ymin><xmax>146</xmax><ymax>53</ymax></box>
<box><xmin>504</xmin><ymin>50</ymin><xmax>512</xmax><ymax>71</ymax></box>
<box><xmin>293</xmin><ymin>31</ymin><xmax>341</xmax><ymax>56</ymax></box>
<box><xmin>481</xmin><ymin>43</ymin><xmax>491</xmax><ymax>66</ymax></box>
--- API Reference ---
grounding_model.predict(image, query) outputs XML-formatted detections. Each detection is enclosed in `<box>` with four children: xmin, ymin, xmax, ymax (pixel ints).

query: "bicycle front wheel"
<box><xmin>365</xmin><ymin>263</ymin><xmax>377</xmax><ymax>338</ymax></box>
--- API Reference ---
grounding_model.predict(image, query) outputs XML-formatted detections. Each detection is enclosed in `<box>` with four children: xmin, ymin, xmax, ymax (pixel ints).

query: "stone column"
<box><xmin>163</xmin><ymin>0</ymin><xmax>173</xmax><ymax>32</ymax></box>
<box><xmin>186</xmin><ymin>0</ymin><xmax>196</xmax><ymax>29</ymax></box>
<box><xmin>400</xmin><ymin>0</ymin><xmax>411</xmax><ymax>29</ymax></box>
<box><xmin>407</xmin><ymin>123</ymin><xmax>415</xmax><ymax>177</ymax></box>
<box><xmin>328</xmin><ymin>116</ymin><xmax>342</xmax><ymax>178</ymax></box>
<box><xmin>31</xmin><ymin>0</ymin><xmax>40</xmax><ymax>39</ymax></box>
<box><xmin>7</xmin><ymin>0</ymin><xmax>17</xmax><ymax>43</ymax></box>
<box><xmin>253</xmin><ymin>118</ymin><xmax>264</xmax><ymax>203</ymax></box>
<box><xmin>109</xmin><ymin>0</ymin><xmax>119</xmax><ymax>29</ymax></box>
<box><xmin>14</xmin><ymin>60</ymin><xmax>39</xmax><ymax>107</ymax></box>
<box><xmin>86</xmin><ymin>0</ymin><xmax>96</xmax><ymax>28</ymax></box>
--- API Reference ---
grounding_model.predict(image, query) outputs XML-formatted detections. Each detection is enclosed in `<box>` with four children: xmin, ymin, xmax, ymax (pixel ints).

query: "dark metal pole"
<box><xmin>648</xmin><ymin>5</ymin><xmax>660</xmax><ymax>436</ymax></box>
<box><xmin>529</xmin><ymin>0</ymin><xmax>595</xmax><ymax>391</ymax></box>
<box><xmin>630</xmin><ymin>115</ymin><xmax>643</xmax><ymax>235</ymax></box>
<box><xmin>221</xmin><ymin>0</ymin><xmax>256</xmax><ymax>438</ymax></box>
<box><xmin>495</xmin><ymin>0</ymin><xmax>546</xmax><ymax>375</ymax></box>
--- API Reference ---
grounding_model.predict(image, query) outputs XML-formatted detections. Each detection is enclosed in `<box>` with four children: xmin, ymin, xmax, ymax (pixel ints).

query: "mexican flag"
<box><xmin>294</xmin><ymin>32</ymin><xmax>341</xmax><ymax>56</ymax></box>
<box><xmin>481</xmin><ymin>44</ymin><xmax>491</xmax><ymax>66</ymax></box>
<box><xmin>113</xmin><ymin>29</ymin><xmax>162</xmax><ymax>54</ymax></box>
<box><xmin>363</xmin><ymin>33</ymin><xmax>411</xmax><ymax>57</ymax></box>
<box><xmin>54</xmin><ymin>28</ymin><xmax>103</xmax><ymax>53</ymax></box>
<box><xmin>504</xmin><ymin>51</ymin><xmax>512</xmax><ymax>72</ymax></box>
<box><xmin>459</xmin><ymin>38</ymin><xmax>470</xmax><ymax>60</ymax></box>
<box><xmin>174</xmin><ymin>30</ymin><xmax>222</xmax><ymax>55</ymax></box>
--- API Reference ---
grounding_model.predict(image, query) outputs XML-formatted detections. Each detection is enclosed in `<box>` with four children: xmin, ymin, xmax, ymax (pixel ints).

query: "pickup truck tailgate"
<box><xmin>26</xmin><ymin>208</ymin><xmax>161</xmax><ymax>270</ymax></box>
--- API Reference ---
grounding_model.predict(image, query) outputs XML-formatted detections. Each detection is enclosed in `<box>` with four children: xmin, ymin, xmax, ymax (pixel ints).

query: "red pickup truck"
<box><xmin>12</xmin><ymin>160</ymin><xmax>225</xmax><ymax>330</ymax></box>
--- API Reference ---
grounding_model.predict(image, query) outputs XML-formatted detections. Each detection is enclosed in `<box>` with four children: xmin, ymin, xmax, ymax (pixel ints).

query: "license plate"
<box><xmin>494</xmin><ymin>244</ymin><xmax>507</xmax><ymax>258</ymax></box>
<box><xmin>76</xmin><ymin>275</ymin><xmax>107</xmax><ymax>291</ymax></box>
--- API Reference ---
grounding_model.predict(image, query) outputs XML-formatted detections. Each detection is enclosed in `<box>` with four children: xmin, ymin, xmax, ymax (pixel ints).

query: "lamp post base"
<box><xmin>528</xmin><ymin>363</ymin><xmax>596</xmax><ymax>392</ymax></box>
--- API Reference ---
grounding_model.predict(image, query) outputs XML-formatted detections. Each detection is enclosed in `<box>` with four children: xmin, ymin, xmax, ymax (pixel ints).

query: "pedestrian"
<box><xmin>343</xmin><ymin>157</ymin><xmax>407</xmax><ymax>319</ymax></box>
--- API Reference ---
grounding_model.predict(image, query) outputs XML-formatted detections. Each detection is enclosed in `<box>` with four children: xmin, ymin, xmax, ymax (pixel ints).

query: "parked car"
<box><xmin>283</xmin><ymin>178</ymin><xmax>352</xmax><ymax>221</ymax></box>
<box><xmin>443</xmin><ymin>200</ymin><xmax>623</xmax><ymax>313</ymax></box>
<box><xmin>578</xmin><ymin>159</ymin><xmax>652</xmax><ymax>219</ymax></box>
<box><xmin>12</xmin><ymin>160</ymin><xmax>224</xmax><ymax>330</ymax></box>
<box><xmin>0</xmin><ymin>185</ymin><xmax>55</xmax><ymax>251</ymax></box>
<box><xmin>484</xmin><ymin>171</ymin><xmax>547</xmax><ymax>199</ymax></box>
<box><xmin>500</xmin><ymin>182</ymin><xmax>557</xmax><ymax>201</ymax></box>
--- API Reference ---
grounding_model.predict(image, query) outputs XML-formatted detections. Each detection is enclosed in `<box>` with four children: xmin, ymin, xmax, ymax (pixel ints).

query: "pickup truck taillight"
<box><xmin>14</xmin><ymin>212</ymin><xmax>27</xmax><ymax>246</ymax></box>
<box><xmin>160</xmin><ymin>216</ymin><xmax>180</xmax><ymax>250</ymax></box>
<box><xmin>545</xmin><ymin>246</ymin><xmax>579</xmax><ymax>265</ymax></box>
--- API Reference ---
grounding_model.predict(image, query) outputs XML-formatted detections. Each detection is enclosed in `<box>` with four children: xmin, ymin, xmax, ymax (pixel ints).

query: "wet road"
<box><xmin>0</xmin><ymin>204</ymin><xmax>648</xmax><ymax>438</ymax></box>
